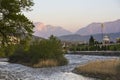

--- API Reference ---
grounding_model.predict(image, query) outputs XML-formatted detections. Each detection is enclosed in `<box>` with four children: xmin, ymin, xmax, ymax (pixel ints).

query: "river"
<box><xmin>0</xmin><ymin>54</ymin><xmax>118</xmax><ymax>80</ymax></box>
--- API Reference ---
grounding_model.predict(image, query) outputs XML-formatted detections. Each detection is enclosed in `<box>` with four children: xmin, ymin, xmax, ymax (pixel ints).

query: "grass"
<box><xmin>73</xmin><ymin>59</ymin><xmax>120</xmax><ymax>80</ymax></box>
<box><xmin>33</xmin><ymin>59</ymin><xmax>58</xmax><ymax>68</ymax></box>
<box><xmin>11</xmin><ymin>58</ymin><xmax>63</xmax><ymax>68</ymax></box>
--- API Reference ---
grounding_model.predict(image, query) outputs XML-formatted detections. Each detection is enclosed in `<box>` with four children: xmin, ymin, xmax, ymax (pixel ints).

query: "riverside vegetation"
<box><xmin>0</xmin><ymin>0</ymin><xmax>35</xmax><ymax>59</ymax></box>
<box><xmin>0</xmin><ymin>0</ymin><xmax>67</xmax><ymax>68</ymax></box>
<box><xmin>73</xmin><ymin>59</ymin><xmax>120</xmax><ymax>80</ymax></box>
<box><xmin>8</xmin><ymin>35</ymin><xmax>68</xmax><ymax>67</ymax></box>
<box><xmin>0</xmin><ymin>35</ymin><xmax>68</xmax><ymax>67</ymax></box>
<box><xmin>69</xmin><ymin>36</ymin><xmax>120</xmax><ymax>51</ymax></box>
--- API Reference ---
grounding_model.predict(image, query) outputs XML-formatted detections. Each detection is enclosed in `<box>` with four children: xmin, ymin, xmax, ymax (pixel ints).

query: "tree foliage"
<box><xmin>9</xmin><ymin>35</ymin><xmax>68</xmax><ymax>67</ymax></box>
<box><xmin>0</xmin><ymin>0</ymin><xmax>34</xmax><ymax>45</ymax></box>
<box><xmin>89</xmin><ymin>36</ymin><xmax>95</xmax><ymax>46</ymax></box>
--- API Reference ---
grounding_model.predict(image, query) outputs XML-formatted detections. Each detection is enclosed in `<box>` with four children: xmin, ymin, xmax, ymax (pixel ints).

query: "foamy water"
<box><xmin>0</xmin><ymin>54</ymin><xmax>118</xmax><ymax>80</ymax></box>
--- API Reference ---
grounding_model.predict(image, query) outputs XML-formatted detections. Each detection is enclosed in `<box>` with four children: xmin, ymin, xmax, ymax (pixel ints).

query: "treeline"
<box><xmin>69</xmin><ymin>36</ymin><xmax>120</xmax><ymax>51</ymax></box>
<box><xmin>69</xmin><ymin>44</ymin><xmax>120</xmax><ymax>51</ymax></box>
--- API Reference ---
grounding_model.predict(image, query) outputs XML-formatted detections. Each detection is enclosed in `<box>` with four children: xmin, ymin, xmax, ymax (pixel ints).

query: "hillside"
<box><xmin>76</xmin><ymin>19</ymin><xmax>120</xmax><ymax>35</ymax></box>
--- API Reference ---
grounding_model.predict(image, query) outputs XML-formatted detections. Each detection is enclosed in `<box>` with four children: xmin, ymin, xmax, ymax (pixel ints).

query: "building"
<box><xmin>103</xmin><ymin>35</ymin><xmax>110</xmax><ymax>44</ymax></box>
<box><xmin>61</xmin><ymin>41</ymin><xmax>87</xmax><ymax>48</ymax></box>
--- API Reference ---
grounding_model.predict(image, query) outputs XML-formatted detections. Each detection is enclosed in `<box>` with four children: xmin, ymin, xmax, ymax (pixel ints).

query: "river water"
<box><xmin>0</xmin><ymin>54</ymin><xmax>118</xmax><ymax>80</ymax></box>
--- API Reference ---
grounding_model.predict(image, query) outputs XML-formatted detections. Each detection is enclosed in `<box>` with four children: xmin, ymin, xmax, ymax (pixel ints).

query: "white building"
<box><xmin>103</xmin><ymin>35</ymin><xmax>110</xmax><ymax>44</ymax></box>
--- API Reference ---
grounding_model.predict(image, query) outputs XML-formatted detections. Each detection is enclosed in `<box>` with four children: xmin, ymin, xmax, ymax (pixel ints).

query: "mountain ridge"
<box><xmin>33</xmin><ymin>22</ymin><xmax>72</xmax><ymax>38</ymax></box>
<box><xmin>76</xmin><ymin>19</ymin><xmax>120</xmax><ymax>35</ymax></box>
<box><xmin>33</xmin><ymin>19</ymin><xmax>120</xmax><ymax>38</ymax></box>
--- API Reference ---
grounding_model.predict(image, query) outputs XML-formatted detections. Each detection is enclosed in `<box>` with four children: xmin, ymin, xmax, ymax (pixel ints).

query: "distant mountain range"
<box><xmin>33</xmin><ymin>19</ymin><xmax>120</xmax><ymax>41</ymax></box>
<box><xmin>33</xmin><ymin>22</ymin><xmax>72</xmax><ymax>38</ymax></box>
<box><xmin>76</xmin><ymin>19</ymin><xmax>120</xmax><ymax>35</ymax></box>
<box><xmin>58</xmin><ymin>32</ymin><xmax>120</xmax><ymax>42</ymax></box>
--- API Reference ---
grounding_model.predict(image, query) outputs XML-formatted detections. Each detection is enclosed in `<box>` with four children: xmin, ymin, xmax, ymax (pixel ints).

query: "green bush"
<box><xmin>9</xmin><ymin>45</ymin><xmax>30</xmax><ymax>63</ymax></box>
<box><xmin>0</xmin><ymin>47</ymin><xmax>5</xmax><ymax>57</ymax></box>
<box><xmin>9</xmin><ymin>36</ymin><xmax>68</xmax><ymax>67</ymax></box>
<box><xmin>0</xmin><ymin>45</ymin><xmax>16</xmax><ymax>58</ymax></box>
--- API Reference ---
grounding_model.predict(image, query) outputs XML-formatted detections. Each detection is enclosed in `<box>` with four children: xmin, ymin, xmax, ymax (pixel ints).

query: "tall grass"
<box><xmin>74</xmin><ymin>59</ymin><xmax>120</xmax><ymax>80</ymax></box>
<box><xmin>33</xmin><ymin>59</ymin><xmax>58</xmax><ymax>68</ymax></box>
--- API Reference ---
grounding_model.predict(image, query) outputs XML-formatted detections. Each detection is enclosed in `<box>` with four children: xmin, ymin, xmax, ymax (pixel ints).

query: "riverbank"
<box><xmin>0</xmin><ymin>58</ymin><xmax>8</xmax><ymax>62</ymax></box>
<box><xmin>68</xmin><ymin>51</ymin><xmax>120</xmax><ymax>56</ymax></box>
<box><xmin>73</xmin><ymin>59</ymin><xmax>120</xmax><ymax>80</ymax></box>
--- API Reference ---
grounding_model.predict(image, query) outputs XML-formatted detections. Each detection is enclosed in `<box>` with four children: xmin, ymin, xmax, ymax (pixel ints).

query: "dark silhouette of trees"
<box><xmin>89</xmin><ymin>36</ymin><xmax>95</xmax><ymax>46</ymax></box>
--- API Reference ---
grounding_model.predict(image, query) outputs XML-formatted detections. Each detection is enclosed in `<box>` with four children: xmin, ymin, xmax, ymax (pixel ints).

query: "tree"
<box><xmin>116</xmin><ymin>38</ymin><xmax>120</xmax><ymax>43</ymax></box>
<box><xmin>9</xmin><ymin>35</ymin><xmax>68</xmax><ymax>66</ymax></box>
<box><xmin>0</xmin><ymin>0</ymin><xmax>34</xmax><ymax>46</ymax></box>
<box><xmin>89</xmin><ymin>36</ymin><xmax>95</xmax><ymax>46</ymax></box>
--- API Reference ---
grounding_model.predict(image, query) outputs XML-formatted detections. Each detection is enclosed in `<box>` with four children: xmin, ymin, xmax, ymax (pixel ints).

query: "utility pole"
<box><xmin>101</xmin><ymin>23</ymin><xmax>104</xmax><ymax>44</ymax></box>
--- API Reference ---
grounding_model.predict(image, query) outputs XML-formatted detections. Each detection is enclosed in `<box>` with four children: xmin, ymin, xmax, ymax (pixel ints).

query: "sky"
<box><xmin>24</xmin><ymin>0</ymin><xmax>120</xmax><ymax>32</ymax></box>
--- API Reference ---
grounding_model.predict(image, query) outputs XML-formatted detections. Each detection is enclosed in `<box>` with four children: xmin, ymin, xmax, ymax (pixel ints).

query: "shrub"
<box><xmin>0</xmin><ymin>47</ymin><xmax>5</xmax><ymax>57</ymax></box>
<box><xmin>9</xmin><ymin>45</ymin><xmax>30</xmax><ymax>63</ymax></box>
<box><xmin>9</xmin><ymin>35</ymin><xmax>68</xmax><ymax>67</ymax></box>
<box><xmin>0</xmin><ymin>45</ymin><xmax>16</xmax><ymax>58</ymax></box>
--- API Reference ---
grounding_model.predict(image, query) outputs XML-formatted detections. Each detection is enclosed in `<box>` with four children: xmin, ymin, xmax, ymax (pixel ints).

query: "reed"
<box><xmin>74</xmin><ymin>59</ymin><xmax>120</xmax><ymax>80</ymax></box>
<box><xmin>33</xmin><ymin>59</ymin><xmax>58</xmax><ymax>68</ymax></box>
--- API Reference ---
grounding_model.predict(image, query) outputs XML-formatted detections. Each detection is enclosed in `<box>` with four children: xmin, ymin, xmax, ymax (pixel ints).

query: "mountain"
<box><xmin>33</xmin><ymin>19</ymin><xmax>120</xmax><ymax>39</ymax></box>
<box><xmin>33</xmin><ymin>22</ymin><xmax>72</xmax><ymax>38</ymax></box>
<box><xmin>76</xmin><ymin>19</ymin><xmax>120</xmax><ymax>35</ymax></box>
<box><xmin>58</xmin><ymin>32</ymin><xmax>120</xmax><ymax>42</ymax></box>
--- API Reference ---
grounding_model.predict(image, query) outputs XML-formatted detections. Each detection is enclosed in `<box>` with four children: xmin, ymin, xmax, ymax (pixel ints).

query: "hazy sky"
<box><xmin>24</xmin><ymin>0</ymin><xmax>120</xmax><ymax>32</ymax></box>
